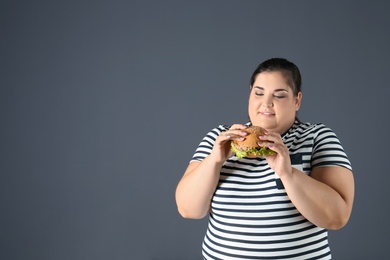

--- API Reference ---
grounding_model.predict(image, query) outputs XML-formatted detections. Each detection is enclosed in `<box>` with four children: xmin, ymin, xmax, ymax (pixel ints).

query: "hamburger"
<box><xmin>231</xmin><ymin>125</ymin><xmax>276</xmax><ymax>158</ymax></box>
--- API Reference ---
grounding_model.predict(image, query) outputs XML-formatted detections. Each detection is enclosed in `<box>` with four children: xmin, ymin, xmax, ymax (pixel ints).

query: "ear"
<box><xmin>295</xmin><ymin>92</ymin><xmax>302</xmax><ymax>111</ymax></box>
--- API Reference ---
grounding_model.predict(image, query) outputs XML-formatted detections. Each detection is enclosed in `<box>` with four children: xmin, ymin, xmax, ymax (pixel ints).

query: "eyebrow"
<box><xmin>253</xmin><ymin>86</ymin><xmax>289</xmax><ymax>93</ymax></box>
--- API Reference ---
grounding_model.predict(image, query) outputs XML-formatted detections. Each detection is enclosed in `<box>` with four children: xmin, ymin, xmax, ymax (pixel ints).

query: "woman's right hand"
<box><xmin>210</xmin><ymin>124</ymin><xmax>248</xmax><ymax>164</ymax></box>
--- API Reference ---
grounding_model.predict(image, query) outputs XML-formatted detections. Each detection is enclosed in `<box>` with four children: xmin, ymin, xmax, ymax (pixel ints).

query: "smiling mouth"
<box><xmin>260</xmin><ymin>111</ymin><xmax>274</xmax><ymax>116</ymax></box>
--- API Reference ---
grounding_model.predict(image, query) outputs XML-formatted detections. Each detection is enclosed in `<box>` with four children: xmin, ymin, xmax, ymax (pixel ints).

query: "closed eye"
<box><xmin>274</xmin><ymin>94</ymin><xmax>287</xmax><ymax>99</ymax></box>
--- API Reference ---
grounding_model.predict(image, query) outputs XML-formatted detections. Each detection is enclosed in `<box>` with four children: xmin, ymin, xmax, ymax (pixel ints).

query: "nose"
<box><xmin>262</xmin><ymin>100</ymin><xmax>274</xmax><ymax>108</ymax></box>
<box><xmin>260</xmin><ymin>94</ymin><xmax>274</xmax><ymax>108</ymax></box>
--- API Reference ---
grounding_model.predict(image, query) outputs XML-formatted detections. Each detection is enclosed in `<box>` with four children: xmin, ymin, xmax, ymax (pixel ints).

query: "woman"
<box><xmin>175</xmin><ymin>58</ymin><xmax>354</xmax><ymax>259</ymax></box>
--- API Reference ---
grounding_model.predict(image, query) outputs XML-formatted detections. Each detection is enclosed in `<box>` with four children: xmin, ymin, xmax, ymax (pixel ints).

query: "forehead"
<box><xmin>253</xmin><ymin>71</ymin><xmax>290</xmax><ymax>88</ymax></box>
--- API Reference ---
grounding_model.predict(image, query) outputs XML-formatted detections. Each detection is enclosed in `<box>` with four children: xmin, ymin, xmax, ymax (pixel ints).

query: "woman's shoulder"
<box><xmin>200</xmin><ymin>124</ymin><xmax>229</xmax><ymax>141</ymax></box>
<box><xmin>293</xmin><ymin>121</ymin><xmax>330</xmax><ymax>132</ymax></box>
<box><xmin>286</xmin><ymin>121</ymin><xmax>336</xmax><ymax>140</ymax></box>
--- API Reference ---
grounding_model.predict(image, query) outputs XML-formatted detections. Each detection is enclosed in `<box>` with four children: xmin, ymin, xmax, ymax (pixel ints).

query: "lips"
<box><xmin>260</xmin><ymin>111</ymin><xmax>275</xmax><ymax>116</ymax></box>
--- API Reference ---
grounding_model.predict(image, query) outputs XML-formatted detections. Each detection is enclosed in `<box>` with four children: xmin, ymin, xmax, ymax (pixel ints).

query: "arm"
<box><xmin>280</xmin><ymin>166</ymin><xmax>354</xmax><ymax>229</ymax></box>
<box><xmin>175</xmin><ymin>156</ymin><xmax>223</xmax><ymax>219</ymax></box>
<box><xmin>261</xmin><ymin>130</ymin><xmax>355</xmax><ymax>229</ymax></box>
<box><xmin>175</xmin><ymin>124</ymin><xmax>248</xmax><ymax>219</ymax></box>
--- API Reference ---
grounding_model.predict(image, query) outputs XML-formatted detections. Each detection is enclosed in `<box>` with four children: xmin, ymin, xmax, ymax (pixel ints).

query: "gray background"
<box><xmin>1</xmin><ymin>0</ymin><xmax>389</xmax><ymax>259</ymax></box>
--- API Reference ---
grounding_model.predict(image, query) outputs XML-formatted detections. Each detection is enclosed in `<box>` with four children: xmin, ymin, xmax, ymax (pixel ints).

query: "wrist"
<box><xmin>206</xmin><ymin>153</ymin><xmax>226</xmax><ymax>167</ymax></box>
<box><xmin>279</xmin><ymin>166</ymin><xmax>295</xmax><ymax>182</ymax></box>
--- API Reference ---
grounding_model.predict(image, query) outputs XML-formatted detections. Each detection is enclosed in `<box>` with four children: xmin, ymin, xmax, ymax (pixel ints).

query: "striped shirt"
<box><xmin>191</xmin><ymin>121</ymin><xmax>352</xmax><ymax>260</ymax></box>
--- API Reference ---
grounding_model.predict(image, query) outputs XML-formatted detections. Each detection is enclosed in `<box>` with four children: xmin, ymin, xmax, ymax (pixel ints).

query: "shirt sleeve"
<box><xmin>190</xmin><ymin>125</ymin><xmax>227</xmax><ymax>162</ymax></box>
<box><xmin>311</xmin><ymin>124</ymin><xmax>352</xmax><ymax>171</ymax></box>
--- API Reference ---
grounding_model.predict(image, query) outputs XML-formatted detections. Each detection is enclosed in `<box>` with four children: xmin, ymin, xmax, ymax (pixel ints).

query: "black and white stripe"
<box><xmin>191</xmin><ymin>122</ymin><xmax>351</xmax><ymax>259</ymax></box>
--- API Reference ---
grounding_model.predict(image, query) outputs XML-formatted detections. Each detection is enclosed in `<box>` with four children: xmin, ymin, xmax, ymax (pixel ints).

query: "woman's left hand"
<box><xmin>259</xmin><ymin>131</ymin><xmax>292</xmax><ymax>178</ymax></box>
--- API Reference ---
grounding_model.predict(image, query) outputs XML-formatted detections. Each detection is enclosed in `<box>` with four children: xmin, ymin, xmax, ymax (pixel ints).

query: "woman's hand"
<box><xmin>210</xmin><ymin>124</ymin><xmax>248</xmax><ymax>164</ymax></box>
<box><xmin>259</xmin><ymin>131</ymin><xmax>292</xmax><ymax>178</ymax></box>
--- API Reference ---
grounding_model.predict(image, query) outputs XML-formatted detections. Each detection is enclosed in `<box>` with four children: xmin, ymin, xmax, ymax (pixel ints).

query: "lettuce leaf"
<box><xmin>231</xmin><ymin>142</ymin><xmax>276</xmax><ymax>158</ymax></box>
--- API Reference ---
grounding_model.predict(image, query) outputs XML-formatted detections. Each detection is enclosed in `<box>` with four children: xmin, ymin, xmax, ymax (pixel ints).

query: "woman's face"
<box><xmin>248</xmin><ymin>71</ymin><xmax>302</xmax><ymax>134</ymax></box>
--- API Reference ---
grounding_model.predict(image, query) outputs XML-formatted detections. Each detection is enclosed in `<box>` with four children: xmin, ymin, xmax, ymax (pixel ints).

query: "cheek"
<box><xmin>248</xmin><ymin>95</ymin><xmax>258</xmax><ymax>106</ymax></box>
<box><xmin>248</xmin><ymin>98</ymin><xmax>257</xmax><ymax>112</ymax></box>
<box><xmin>279</xmin><ymin>103</ymin><xmax>297</xmax><ymax>116</ymax></box>
<box><xmin>248</xmin><ymin>98</ymin><xmax>255</xmax><ymax>113</ymax></box>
